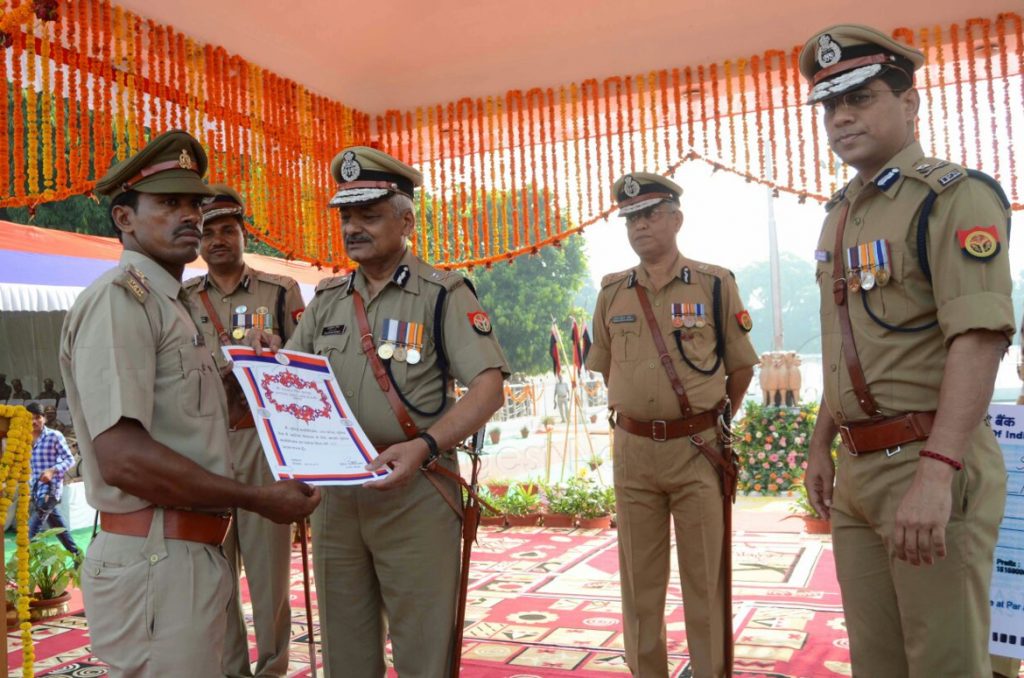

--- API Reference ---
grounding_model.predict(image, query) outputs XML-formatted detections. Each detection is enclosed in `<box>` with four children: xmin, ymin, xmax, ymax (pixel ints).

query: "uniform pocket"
<box><xmin>611</xmin><ymin>326</ymin><xmax>640</xmax><ymax>363</ymax></box>
<box><xmin>179</xmin><ymin>346</ymin><xmax>218</xmax><ymax>418</ymax></box>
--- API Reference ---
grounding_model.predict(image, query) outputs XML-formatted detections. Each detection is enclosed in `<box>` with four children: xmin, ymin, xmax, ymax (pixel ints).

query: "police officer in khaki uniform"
<box><xmin>59</xmin><ymin>129</ymin><xmax>320</xmax><ymax>677</ymax></box>
<box><xmin>277</xmin><ymin>146</ymin><xmax>509</xmax><ymax>677</ymax></box>
<box><xmin>184</xmin><ymin>184</ymin><xmax>305</xmax><ymax>678</ymax></box>
<box><xmin>587</xmin><ymin>173</ymin><xmax>758</xmax><ymax>678</ymax></box>
<box><xmin>799</xmin><ymin>26</ymin><xmax>1015</xmax><ymax>677</ymax></box>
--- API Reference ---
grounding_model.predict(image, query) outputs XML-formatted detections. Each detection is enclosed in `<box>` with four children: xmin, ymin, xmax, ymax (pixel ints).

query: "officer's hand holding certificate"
<box><xmin>224</xmin><ymin>346</ymin><xmax>389</xmax><ymax>485</ymax></box>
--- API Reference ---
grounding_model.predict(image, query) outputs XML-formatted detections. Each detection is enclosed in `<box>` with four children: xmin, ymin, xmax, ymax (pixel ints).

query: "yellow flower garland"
<box><xmin>0</xmin><ymin>404</ymin><xmax>35</xmax><ymax>677</ymax></box>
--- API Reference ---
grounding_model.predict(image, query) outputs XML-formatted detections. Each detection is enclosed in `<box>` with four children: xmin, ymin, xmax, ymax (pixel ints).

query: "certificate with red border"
<box><xmin>223</xmin><ymin>346</ymin><xmax>388</xmax><ymax>485</ymax></box>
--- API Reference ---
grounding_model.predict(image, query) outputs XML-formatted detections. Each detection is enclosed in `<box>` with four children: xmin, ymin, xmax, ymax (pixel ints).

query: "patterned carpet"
<box><xmin>6</xmin><ymin>517</ymin><xmax>851</xmax><ymax>678</ymax></box>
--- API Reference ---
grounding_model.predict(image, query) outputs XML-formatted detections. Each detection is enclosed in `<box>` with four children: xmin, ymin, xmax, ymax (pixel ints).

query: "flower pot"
<box><xmin>28</xmin><ymin>590</ymin><xmax>72</xmax><ymax>623</ymax></box>
<box><xmin>802</xmin><ymin>516</ymin><xmax>831</xmax><ymax>535</ymax></box>
<box><xmin>520</xmin><ymin>429</ymin><xmax>529</xmax><ymax>439</ymax></box>
<box><xmin>541</xmin><ymin>513</ymin><xmax>576</xmax><ymax>528</ymax></box>
<box><xmin>488</xmin><ymin>430</ymin><xmax>501</xmax><ymax>444</ymax></box>
<box><xmin>480</xmin><ymin>514</ymin><xmax>507</xmax><ymax>527</ymax></box>
<box><xmin>578</xmin><ymin>515</ymin><xmax>612</xmax><ymax>530</ymax></box>
<box><xmin>505</xmin><ymin>513</ymin><xmax>541</xmax><ymax>527</ymax></box>
<box><xmin>589</xmin><ymin>414</ymin><xmax>598</xmax><ymax>424</ymax></box>
<box><xmin>486</xmin><ymin>483</ymin><xmax>509</xmax><ymax>497</ymax></box>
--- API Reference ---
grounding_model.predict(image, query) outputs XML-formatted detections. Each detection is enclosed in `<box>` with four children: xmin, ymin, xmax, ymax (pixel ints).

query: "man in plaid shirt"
<box><xmin>26</xmin><ymin>401</ymin><xmax>81</xmax><ymax>556</ymax></box>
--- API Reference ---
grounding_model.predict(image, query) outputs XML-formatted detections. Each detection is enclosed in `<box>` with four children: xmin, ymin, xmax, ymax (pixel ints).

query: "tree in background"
<box><xmin>734</xmin><ymin>252</ymin><xmax>821</xmax><ymax>355</ymax></box>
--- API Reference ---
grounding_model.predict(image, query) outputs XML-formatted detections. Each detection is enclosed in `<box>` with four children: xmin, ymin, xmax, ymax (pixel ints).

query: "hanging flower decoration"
<box><xmin>1</xmin><ymin>405</ymin><xmax>36</xmax><ymax>677</ymax></box>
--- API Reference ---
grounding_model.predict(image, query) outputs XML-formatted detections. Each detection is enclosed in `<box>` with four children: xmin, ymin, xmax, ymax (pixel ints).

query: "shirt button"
<box><xmin>853</xmin><ymin>217</ymin><xmax>862</xmax><ymax>225</ymax></box>
<box><xmin>346</xmin><ymin>390</ymin><xmax>354</xmax><ymax>397</ymax></box>
<box><xmin>149</xmin><ymin>554</ymin><xmax>159</xmax><ymax>564</ymax></box>
<box><xmin>830</xmin><ymin>364</ymin><xmax>837</xmax><ymax>372</ymax></box>
<box><xmin>222</xmin><ymin>297</ymin><xmax>229</xmax><ymax>303</ymax></box>
<box><xmin>649</xmin><ymin>362</ymin><xmax>656</xmax><ymax>369</ymax></box>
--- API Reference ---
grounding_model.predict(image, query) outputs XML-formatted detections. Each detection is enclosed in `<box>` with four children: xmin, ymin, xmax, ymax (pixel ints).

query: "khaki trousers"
<box><xmin>81</xmin><ymin>508</ymin><xmax>233</xmax><ymax>677</ymax></box>
<box><xmin>991</xmin><ymin>655</ymin><xmax>1021</xmax><ymax>677</ymax></box>
<box><xmin>832</xmin><ymin>423</ymin><xmax>1006</xmax><ymax>678</ymax></box>
<box><xmin>222</xmin><ymin>428</ymin><xmax>294</xmax><ymax>678</ymax></box>
<box><xmin>614</xmin><ymin>427</ymin><xmax>727</xmax><ymax>678</ymax></box>
<box><xmin>310</xmin><ymin>455</ymin><xmax>461</xmax><ymax>678</ymax></box>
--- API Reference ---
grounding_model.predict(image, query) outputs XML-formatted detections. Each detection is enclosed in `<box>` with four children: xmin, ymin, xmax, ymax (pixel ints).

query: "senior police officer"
<box><xmin>59</xmin><ymin>130</ymin><xmax>320</xmax><ymax>677</ymax></box>
<box><xmin>798</xmin><ymin>25</ymin><xmax>1015</xmax><ymax>677</ymax></box>
<box><xmin>184</xmin><ymin>184</ymin><xmax>305</xmax><ymax>678</ymax></box>
<box><xmin>587</xmin><ymin>173</ymin><xmax>758</xmax><ymax>678</ymax></box>
<box><xmin>278</xmin><ymin>146</ymin><xmax>509</xmax><ymax>677</ymax></box>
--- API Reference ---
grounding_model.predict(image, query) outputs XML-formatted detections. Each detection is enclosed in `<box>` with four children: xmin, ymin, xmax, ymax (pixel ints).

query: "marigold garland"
<box><xmin>1</xmin><ymin>405</ymin><xmax>36</xmax><ymax>677</ymax></box>
<box><xmin>1</xmin><ymin>7</ymin><xmax>1022</xmax><ymax>271</ymax></box>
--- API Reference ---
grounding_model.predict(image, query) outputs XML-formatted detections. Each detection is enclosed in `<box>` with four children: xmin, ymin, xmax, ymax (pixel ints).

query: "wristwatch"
<box><xmin>419</xmin><ymin>431</ymin><xmax>440</xmax><ymax>469</ymax></box>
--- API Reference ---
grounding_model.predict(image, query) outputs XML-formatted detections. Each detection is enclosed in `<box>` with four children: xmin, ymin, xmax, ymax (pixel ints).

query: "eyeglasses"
<box><xmin>624</xmin><ymin>207</ymin><xmax>678</xmax><ymax>226</ymax></box>
<box><xmin>818</xmin><ymin>87</ymin><xmax>907</xmax><ymax>115</ymax></box>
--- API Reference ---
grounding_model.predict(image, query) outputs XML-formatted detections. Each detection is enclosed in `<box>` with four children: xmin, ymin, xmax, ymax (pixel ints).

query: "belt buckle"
<box><xmin>651</xmin><ymin>420</ymin><xmax>668</xmax><ymax>442</ymax></box>
<box><xmin>838</xmin><ymin>425</ymin><xmax>858</xmax><ymax>456</ymax></box>
<box><xmin>886</xmin><ymin>445</ymin><xmax>902</xmax><ymax>458</ymax></box>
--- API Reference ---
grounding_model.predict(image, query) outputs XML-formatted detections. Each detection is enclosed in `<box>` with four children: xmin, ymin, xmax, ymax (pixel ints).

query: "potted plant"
<box><xmin>484</xmin><ymin>478</ymin><xmax>512</xmax><ymax>497</ymax></box>
<box><xmin>540</xmin><ymin>482</ymin><xmax>577</xmax><ymax>528</ymax></box>
<box><xmin>787</xmin><ymin>484</ymin><xmax>830</xmax><ymax>534</ymax></box>
<box><xmin>503</xmin><ymin>482</ymin><xmax>541</xmax><ymax>527</ymax></box>
<box><xmin>519</xmin><ymin>425</ymin><xmax>530</xmax><ymax>439</ymax></box>
<box><xmin>586</xmin><ymin>453</ymin><xmax>605</xmax><ymax>471</ymax></box>
<box><xmin>488</xmin><ymin>427</ymin><xmax>501</xmax><ymax>445</ymax></box>
<box><xmin>576</xmin><ymin>478</ymin><xmax>616</xmax><ymax>529</ymax></box>
<box><xmin>541</xmin><ymin>415</ymin><xmax>556</xmax><ymax>432</ymax></box>
<box><xmin>6</xmin><ymin>527</ymin><xmax>82</xmax><ymax>626</ymax></box>
<box><xmin>477</xmin><ymin>487</ymin><xmax>507</xmax><ymax>527</ymax></box>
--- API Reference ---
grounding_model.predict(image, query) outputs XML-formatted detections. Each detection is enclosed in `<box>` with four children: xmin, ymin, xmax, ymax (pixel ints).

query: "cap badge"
<box><xmin>623</xmin><ymin>175</ymin><xmax>640</xmax><ymax>198</ymax></box>
<box><xmin>178</xmin><ymin>148</ymin><xmax>194</xmax><ymax>170</ymax></box>
<box><xmin>340</xmin><ymin>151</ymin><xmax>361</xmax><ymax>182</ymax></box>
<box><xmin>816</xmin><ymin>34</ymin><xmax>842</xmax><ymax>68</ymax></box>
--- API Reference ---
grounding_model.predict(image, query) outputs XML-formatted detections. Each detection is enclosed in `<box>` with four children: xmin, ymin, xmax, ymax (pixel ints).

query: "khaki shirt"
<box><xmin>286</xmin><ymin>248</ymin><xmax>510</xmax><ymax>446</ymax></box>
<box><xmin>816</xmin><ymin>141</ymin><xmax>1014</xmax><ymax>423</ymax></box>
<box><xmin>587</xmin><ymin>253</ymin><xmax>759</xmax><ymax>419</ymax></box>
<box><xmin>184</xmin><ymin>263</ymin><xmax>305</xmax><ymax>369</ymax></box>
<box><xmin>59</xmin><ymin>250</ymin><xmax>231</xmax><ymax>513</ymax></box>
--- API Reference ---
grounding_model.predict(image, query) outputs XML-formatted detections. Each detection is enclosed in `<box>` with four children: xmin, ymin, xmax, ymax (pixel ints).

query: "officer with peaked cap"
<box><xmin>59</xmin><ymin>129</ymin><xmax>320</xmax><ymax>676</ymax></box>
<box><xmin>798</xmin><ymin>25</ymin><xmax>1015</xmax><ymax>677</ymax></box>
<box><xmin>278</xmin><ymin>146</ymin><xmax>510</xmax><ymax>676</ymax></box>
<box><xmin>183</xmin><ymin>184</ymin><xmax>305</xmax><ymax>678</ymax></box>
<box><xmin>587</xmin><ymin>172</ymin><xmax>758</xmax><ymax>677</ymax></box>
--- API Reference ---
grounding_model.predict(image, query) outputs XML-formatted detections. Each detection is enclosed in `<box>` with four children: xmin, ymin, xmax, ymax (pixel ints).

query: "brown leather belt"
<box><xmin>100</xmin><ymin>507</ymin><xmax>233</xmax><ymax>546</ymax></box>
<box><xmin>616</xmin><ymin>409</ymin><xmax>718</xmax><ymax>442</ymax></box>
<box><xmin>838</xmin><ymin>411</ymin><xmax>936</xmax><ymax>455</ymax></box>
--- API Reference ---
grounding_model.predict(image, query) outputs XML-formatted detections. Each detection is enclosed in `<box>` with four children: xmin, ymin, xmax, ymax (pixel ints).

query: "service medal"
<box><xmin>672</xmin><ymin>316</ymin><xmax>684</xmax><ymax>328</ymax></box>
<box><xmin>876</xmin><ymin>267</ymin><xmax>891</xmax><ymax>286</ymax></box>
<box><xmin>377</xmin><ymin>342</ymin><xmax>395</xmax><ymax>360</ymax></box>
<box><xmin>407</xmin><ymin>348</ymin><xmax>421</xmax><ymax>364</ymax></box>
<box><xmin>232</xmin><ymin>327</ymin><xmax>245</xmax><ymax>340</ymax></box>
<box><xmin>392</xmin><ymin>345</ymin><xmax>408</xmax><ymax>362</ymax></box>
<box><xmin>695</xmin><ymin>317</ymin><xmax>706</xmax><ymax>329</ymax></box>
<box><xmin>847</xmin><ymin>271</ymin><xmax>861</xmax><ymax>293</ymax></box>
<box><xmin>682</xmin><ymin>315</ymin><xmax>696</xmax><ymax>328</ymax></box>
<box><xmin>860</xmin><ymin>269</ymin><xmax>876</xmax><ymax>291</ymax></box>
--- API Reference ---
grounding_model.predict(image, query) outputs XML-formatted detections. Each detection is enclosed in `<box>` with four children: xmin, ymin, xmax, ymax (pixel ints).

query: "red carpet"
<box><xmin>8</xmin><ymin>517</ymin><xmax>851</xmax><ymax>677</ymax></box>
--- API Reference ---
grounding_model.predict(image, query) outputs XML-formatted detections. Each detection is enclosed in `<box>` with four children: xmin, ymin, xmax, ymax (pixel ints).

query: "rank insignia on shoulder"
<box><xmin>957</xmin><ymin>226</ymin><xmax>1000</xmax><ymax>259</ymax></box>
<box><xmin>468</xmin><ymin>311</ymin><xmax>492</xmax><ymax>334</ymax></box>
<box><xmin>681</xmin><ymin>266</ymin><xmax>691</xmax><ymax>284</ymax></box>
<box><xmin>200</xmin><ymin>316</ymin><xmax>209</xmax><ymax>324</ymax></box>
<box><xmin>814</xmin><ymin>249</ymin><xmax>830</xmax><ymax>262</ymax></box>
<box><xmin>292</xmin><ymin>309</ymin><xmax>304</xmax><ymax>324</ymax></box>
<box><xmin>322</xmin><ymin>324</ymin><xmax>346</xmax><ymax>336</ymax></box>
<box><xmin>938</xmin><ymin>169</ymin><xmax>963</xmax><ymax>186</ymax></box>
<box><xmin>611</xmin><ymin>314</ymin><xmax>636</xmax><ymax>324</ymax></box>
<box><xmin>735</xmin><ymin>310</ymin><xmax>753</xmax><ymax>332</ymax></box>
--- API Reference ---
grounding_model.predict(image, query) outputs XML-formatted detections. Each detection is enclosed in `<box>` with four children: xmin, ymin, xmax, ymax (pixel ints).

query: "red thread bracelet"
<box><xmin>919</xmin><ymin>449</ymin><xmax>964</xmax><ymax>471</ymax></box>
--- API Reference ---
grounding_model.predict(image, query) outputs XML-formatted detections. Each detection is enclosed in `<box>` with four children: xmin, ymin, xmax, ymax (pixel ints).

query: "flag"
<box><xmin>549</xmin><ymin>323</ymin><xmax>561</xmax><ymax>376</ymax></box>
<box><xmin>581</xmin><ymin>321</ymin><xmax>592</xmax><ymax>365</ymax></box>
<box><xmin>571</xmin><ymin>318</ymin><xmax>583</xmax><ymax>375</ymax></box>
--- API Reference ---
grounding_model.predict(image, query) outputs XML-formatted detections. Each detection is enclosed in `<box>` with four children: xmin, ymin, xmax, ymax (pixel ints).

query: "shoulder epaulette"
<box><xmin>315</xmin><ymin>275</ymin><xmax>350</xmax><ymax>294</ymax></box>
<box><xmin>689</xmin><ymin>259</ymin><xmax>730</xmax><ymax>280</ymax></box>
<box><xmin>824</xmin><ymin>186</ymin><xmax>847</xmax><ymax>212</ymax></box>
<box><xmin>112</xmin><ymin>265</ymin><xmax>151</xmax><ymax>304</ymax></box>
<box><xmin>910</xmin><ymin>157</ymin><xmax>967</xmax><ymax>194</ymax></box>
<box><xmin>600</xmin><ymin>269</ymin><xmax>632</xmax><ymax>288</ymax></box>
<box><xmin>419</xmin><ymin>263</ymin><xmax>464</xmax><ymax>291</ymax></box>
<box><xmin>182</xmin><ymin>275</ymin><xmax>205</xmax><ymax>291</ymax></box>
<box><xmin>253</xmin><ymin>269</ymin><xmax>299</xmax><ymax>289</ymax></box>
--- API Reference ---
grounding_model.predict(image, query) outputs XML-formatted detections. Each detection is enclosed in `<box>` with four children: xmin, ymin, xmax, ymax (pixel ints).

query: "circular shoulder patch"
<box><xmin>957</xmin><ymin>226</ymin><xmax>1000</xmax><ymax>260</ymax></box>
<box><xmin>735</xmin><ymin>310</ymin><xmax>753</xmax><ymax>332</ymax></box>
<box><xmin>468</xmin><ymin>311</ymin><xmax>492</xmax><ymax>335</ymax></box>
